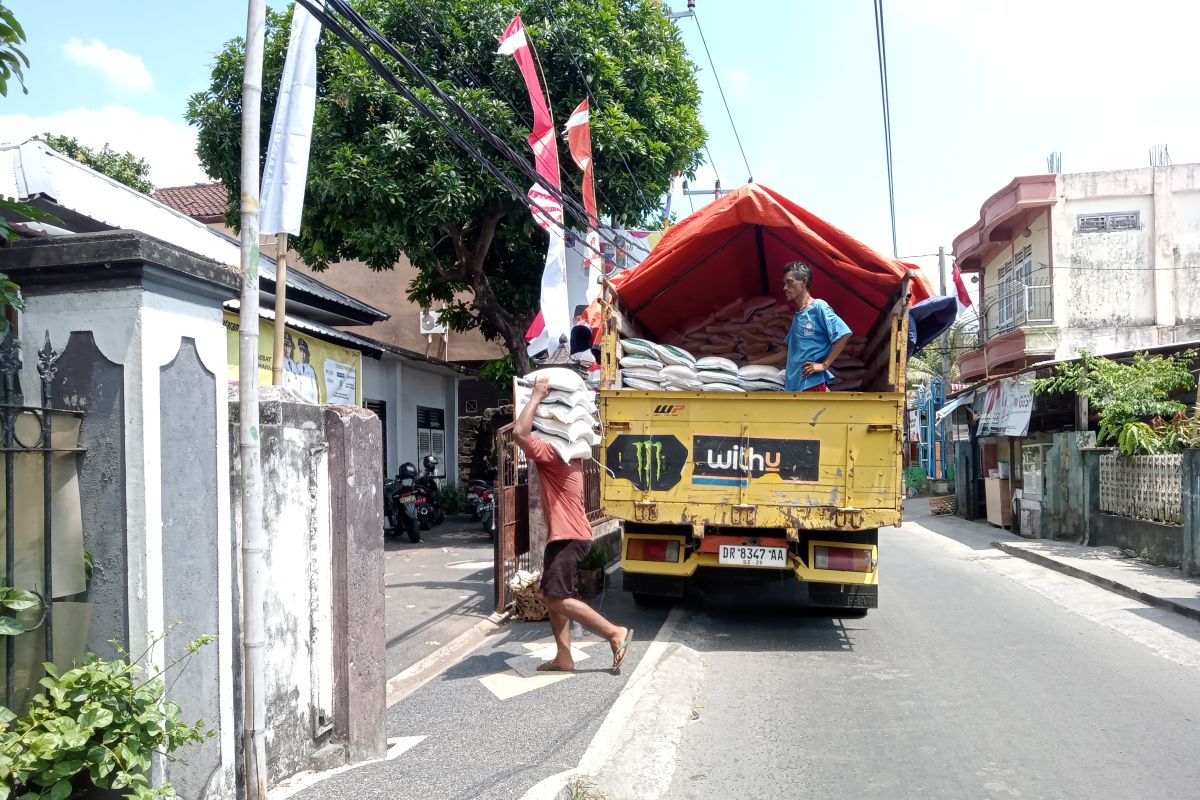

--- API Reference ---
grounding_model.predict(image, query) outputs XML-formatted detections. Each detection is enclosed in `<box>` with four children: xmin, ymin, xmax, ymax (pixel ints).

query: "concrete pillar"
<box><xmin>1152</xmin><ymin>166</ymin><xmax>1177</xmax><ymax>331</ymax></box>
<box><xmin>1080</xmin><ymin>449</ymin><xmax>1103</xmax><ymax>547</ymax></box>
<box><xmin>1182</xmin><ymin>448</ymin><xmax>1200</xmax><ymax>576</ymax></box>
<box><xmin>325</xmin><ymin>407</ymin><xmax>387</xmax><ymax>762</ymax></box>
<box><xmin>0</xmin><ymin>230</ymin><xmax>239</xmax><ymax>800</ymax></box>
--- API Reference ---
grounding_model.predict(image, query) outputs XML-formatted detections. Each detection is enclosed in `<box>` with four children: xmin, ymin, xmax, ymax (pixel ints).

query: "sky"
<box><xmin>2</xmin><ymin>0</ymin><xmax>1199</xmax><ymax>292</ymax></box>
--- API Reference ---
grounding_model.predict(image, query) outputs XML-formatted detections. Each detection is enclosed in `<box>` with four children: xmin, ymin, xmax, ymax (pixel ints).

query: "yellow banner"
<box><xmin>223</xmin><ymin>312</ymin><xmax>362</xmax><ymax>406</ymax></box>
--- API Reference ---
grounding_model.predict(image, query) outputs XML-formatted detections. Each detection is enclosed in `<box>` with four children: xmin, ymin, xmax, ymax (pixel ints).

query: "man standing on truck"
<box><xmin>515</xmin><ymin>377</ymin><xmax>633</xmax><ymax>673</ymax></box>
<box><xmin>782</xmin><ymin>260</ymin><xmax>853</xmax><ymax>392</ymax></box>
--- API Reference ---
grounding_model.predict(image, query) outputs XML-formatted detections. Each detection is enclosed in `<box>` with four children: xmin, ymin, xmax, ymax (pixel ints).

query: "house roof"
<box><xmin>150</xmin><ymin>182</ymin><xmax>227</xmax><ymax>221</ymax></box>
<box><xmin>0</xmin><ymin>140</ymin><xmax>388</xmax><ymax>326</ymax></box>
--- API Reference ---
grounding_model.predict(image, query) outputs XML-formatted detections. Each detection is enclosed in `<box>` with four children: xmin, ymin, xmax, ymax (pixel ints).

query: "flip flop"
<box><xmin>611</xmin><ymin>629</ymin><xmax>634</xmax><ymax>673</ymax></box>
<box><xmin>536</xmin><ymin>662</ymin><xmax>574</xmax><ymax>673</ymax></box>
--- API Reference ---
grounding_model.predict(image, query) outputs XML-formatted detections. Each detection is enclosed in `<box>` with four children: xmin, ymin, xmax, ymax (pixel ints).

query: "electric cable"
<box><xmin>874</xmin><ymin>0</ymin><xmax>898</xmax><ymax>258</ymax></box>
<box><xmin>691</xmin><ymin>9</ymin><xmax>752</xmax><ymax>184</ymax></box>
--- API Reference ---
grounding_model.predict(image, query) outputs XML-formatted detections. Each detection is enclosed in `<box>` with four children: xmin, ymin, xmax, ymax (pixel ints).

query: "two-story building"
<box><xmin>953</xmin><ymin>163</ymin><xmax>1200</xmax><ymax>382</ymax></box>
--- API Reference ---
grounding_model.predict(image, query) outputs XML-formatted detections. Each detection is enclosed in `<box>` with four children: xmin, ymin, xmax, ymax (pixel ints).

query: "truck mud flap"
<box><xmin>808</xmin><ymin>582</ymin><xmax>878</xmax><ymax>609</ymax></box>
<box><xmin>623</xmin><ymin>571</ymin><xmax>686</xmax><ymax>599</ymax></box>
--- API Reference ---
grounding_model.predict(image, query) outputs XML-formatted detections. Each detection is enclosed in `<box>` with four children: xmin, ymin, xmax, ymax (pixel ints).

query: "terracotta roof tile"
<box><xmin>152</xmin><ymin>182</ymin><xmax>229</xmax><ymax>220</ymax></box>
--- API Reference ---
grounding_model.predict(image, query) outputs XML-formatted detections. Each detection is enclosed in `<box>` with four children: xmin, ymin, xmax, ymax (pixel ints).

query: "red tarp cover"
<box><xmin>594</xmin><ymin>184</ymin><xmax>934</xmax><ymax>340</ymax></box>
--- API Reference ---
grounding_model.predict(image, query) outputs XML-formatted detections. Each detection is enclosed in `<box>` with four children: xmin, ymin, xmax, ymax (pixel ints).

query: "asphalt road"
<box><xmin>657</xmin><ymin>508</ymin><xmax>1200</xmax><ymax>800</ymax></box>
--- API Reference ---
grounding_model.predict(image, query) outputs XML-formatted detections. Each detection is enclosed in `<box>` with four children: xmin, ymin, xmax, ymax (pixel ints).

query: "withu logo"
<box><xmin>704</xmin><ymin>445</ymin><xmax>782</xmax><ymax>475</ymax></box>
<box><xmin>653</xmin><ymin>404</ymin><xmax>685</xmax><ymax>415</ymax></box>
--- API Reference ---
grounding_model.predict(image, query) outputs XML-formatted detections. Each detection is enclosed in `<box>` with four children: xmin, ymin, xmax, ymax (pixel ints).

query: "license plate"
<box><xmin>718</xmin><ymin>545</ymin><xmax>789</xmax><ymax>568</ymax></box>
<box><xmin>399</xmin><ymin>494</ymin><xmax>414</xmax><ymax>503</ymax></box>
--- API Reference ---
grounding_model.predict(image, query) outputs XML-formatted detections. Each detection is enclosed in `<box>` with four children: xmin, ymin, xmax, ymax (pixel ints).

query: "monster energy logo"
<box><xmin>606</xmin><ymin>434</ymin><xmax>686</xmax><ymax>492</ymax></box>
<box><xmin>634</xmin><ymin>439</ymin><xmax>664</xmax><ymax>487</ymax></box>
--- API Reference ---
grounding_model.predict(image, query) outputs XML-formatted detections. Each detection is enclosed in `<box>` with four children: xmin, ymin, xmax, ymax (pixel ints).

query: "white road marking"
<box><xmin>266</xmin><ymin>737</ymin><xmax>427</xmax><ymax>799</ymax></box>
<box><xmin>446</xmin><ymin>560</ymin><xmax>494</xmax><ymax>570</ymax></box>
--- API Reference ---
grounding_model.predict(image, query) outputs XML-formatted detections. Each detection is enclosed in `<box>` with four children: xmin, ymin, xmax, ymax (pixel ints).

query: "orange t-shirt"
<box><xmin>521</xmin><ymin>436</ymin><xmax>594</xmax><ymax>542</ymax></box>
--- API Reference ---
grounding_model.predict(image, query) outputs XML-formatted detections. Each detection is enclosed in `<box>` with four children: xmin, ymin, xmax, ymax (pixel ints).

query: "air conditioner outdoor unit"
<box><xmin>419</xmin><ymin>308</ymin><xmax>446</xmax><ymax>336</ymax></box>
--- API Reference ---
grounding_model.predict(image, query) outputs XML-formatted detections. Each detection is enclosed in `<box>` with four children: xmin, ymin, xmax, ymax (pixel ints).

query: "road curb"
<box><xmin>993</xmin><ymin>541</ymin><xmax>1200</xmax><ymax>623</ymax></box>
<box><xmin>385</xmin><ymin>610</ymin><xmax>512</xmax><ymax>708</ymax></box>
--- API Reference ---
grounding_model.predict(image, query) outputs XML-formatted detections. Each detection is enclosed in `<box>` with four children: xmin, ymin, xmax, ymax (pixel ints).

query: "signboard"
<box><xmin>604</xmin><ymin>431</ymin><xmax>821</xmax><ymax>491</ymax></box>
<box><xmin>977</xmin><ymin>377</ymin><xmax>1034</xmax><ymax>437</ymax></box>
<box><xmin>222</xmin><ymin>312</ymin><xmax>363</xmax><ymax>406</ymax></box>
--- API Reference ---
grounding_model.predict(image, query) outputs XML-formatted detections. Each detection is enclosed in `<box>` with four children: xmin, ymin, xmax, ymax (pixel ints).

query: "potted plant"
<box><xmin>577</xmin><ymin>545</ymin><xmax>608</xmax><ymax>600</ymax></box>
<box><xmin>0</xmin><ymin>631</ymin><xmax>213</xmax><ymax>799</ymax></box>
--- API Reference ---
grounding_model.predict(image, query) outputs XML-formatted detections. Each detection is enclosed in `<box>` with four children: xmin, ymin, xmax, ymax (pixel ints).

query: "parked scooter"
<box><xmin>465</xmin><ymin>479</ymin><xmax>490</xmax><ymax>521</ymax></box>
<box><xmin>478</xmin><ymin>484</ymin><xmax>495</xmax><ymax>540</ymax></box>
<box><xmin>414</xmin><ymin>455</ymin><xmax>446</xmax><ymax>529</ymax></box>
<box><xmin>383</xmin><ymin>462</ymin><xmax>422</xmax><ymax>543</ymax></box>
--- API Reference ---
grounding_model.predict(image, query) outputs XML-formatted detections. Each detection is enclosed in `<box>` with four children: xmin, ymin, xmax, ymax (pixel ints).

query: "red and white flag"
<box><xmin>564</xmin><ymin>99</ymin><xmax>602</xmax><ymax>305</ymax></box>
<box><xmin>952</xmin><ymin>262</ymin><xmax>973</xmax><ymax>312</ymax></box>
<box><xmin>498</xmin><ymin>15</ymin><xmax>568</xmax><ymax>356</ymax></box>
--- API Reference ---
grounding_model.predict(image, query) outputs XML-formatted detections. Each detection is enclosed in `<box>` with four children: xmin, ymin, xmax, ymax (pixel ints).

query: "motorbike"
<box><xmin>465</xmin><ymin>479</ymin><xmax>490</xmax><ymax>522</ymax></box>
<box><xmin>383</xmin><ymin>462</ymin><xmax>422</xmax><ymax>543</ymax></box>
<box><xmin>478</xmin><ymin>484</ymin><xmax>495</xmax><ymax>540</ymax></box>
<box><xmin>414</xmin><ymin>455</ymin><xmax>446</xmax><ymax>528</ymax></box>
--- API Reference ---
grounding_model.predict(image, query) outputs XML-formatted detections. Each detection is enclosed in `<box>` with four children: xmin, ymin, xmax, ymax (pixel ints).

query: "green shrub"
<box><xmin>580</xmin><ymin>545</ymin><xmax>609</xmax><ymax>571</ymax></box>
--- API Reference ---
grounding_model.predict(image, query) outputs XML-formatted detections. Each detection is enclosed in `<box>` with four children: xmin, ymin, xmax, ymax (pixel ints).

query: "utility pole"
<box><xmin>238</xmin><ymin>1</ymin><xmax>268</xmax><ymax>798</ymax></box>
<box><xmin>938</xmin><ymin>246</ymin><xmax>951</xmax><ymax>381</ymax></box>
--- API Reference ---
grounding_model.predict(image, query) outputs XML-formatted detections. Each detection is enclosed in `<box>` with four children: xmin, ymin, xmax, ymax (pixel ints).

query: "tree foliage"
<box><xmin>1031</xmin><ymin>349</ymin><xmax>1198</xmax><ymax>446</ymax></box>
<box><xmin>186</xmin><ymin>0</ymin><xmax>706</xmax><ymax>373</ymax></box>
<box><xmin>0</xmin><ymin>3</ymin><xmax>29</xmax><ymax>97</ymax></box>
<box><xmin>35</xmin><ymin>134</ymin><xmax>154</xmax><ymax>194</ymax></box>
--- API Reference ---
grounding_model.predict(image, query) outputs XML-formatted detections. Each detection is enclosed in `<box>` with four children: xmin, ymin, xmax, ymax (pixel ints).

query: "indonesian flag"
<box><xmin>952</xmin><ymin>262</ymin><xmax>973</xmax><ymax>312</ymax></box>
<box><xmin>564</xmin><ymin>99</ymin><xmax>602</xmax><ymax>307</ymax></box>
<box><xmin>498</xmin><ymin>16</ymin><xmax>569</xmax><ymax>357</ymax></box>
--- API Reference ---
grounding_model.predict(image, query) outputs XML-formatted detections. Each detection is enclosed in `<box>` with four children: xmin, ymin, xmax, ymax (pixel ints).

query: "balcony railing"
<box><xmin>981</xmin><ymin>278</ymin><xmax>1054</xmax><ymax>338</ymax></box>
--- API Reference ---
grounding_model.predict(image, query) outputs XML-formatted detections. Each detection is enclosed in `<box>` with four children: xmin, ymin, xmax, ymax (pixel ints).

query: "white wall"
<box><xmin>361</xmin><ymin>355</ymin><xmax>459</xmax><ymax>487</ymax></box>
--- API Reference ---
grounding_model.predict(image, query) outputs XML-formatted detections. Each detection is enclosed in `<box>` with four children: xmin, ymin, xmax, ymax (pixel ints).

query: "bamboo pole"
<box><xmin>238</xmin><ymin>1</ymin><xmax>268</xmax><ymax>798</ymax></box>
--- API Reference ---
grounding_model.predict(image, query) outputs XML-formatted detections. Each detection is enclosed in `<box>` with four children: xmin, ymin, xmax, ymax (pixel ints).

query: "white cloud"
<box><xmin>0</xmin><ymin>106</ymin><xmax>208</xmax><ymax>188</ymax></box>
<box><xmin>62</xmin><ymin>38</ymin><xmax>153</xmax><ymax>91</ymax></box>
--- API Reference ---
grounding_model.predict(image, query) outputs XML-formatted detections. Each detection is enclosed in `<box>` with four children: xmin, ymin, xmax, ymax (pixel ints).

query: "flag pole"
<box><xmin>271</xmin><ymin>233</ymin><xmax>288</xmax><ymax>385</ymax></box>
<box><xmin>238</xmin><ymin>0</ymin><xmax>268</xmax><ymax>797</ymax></box>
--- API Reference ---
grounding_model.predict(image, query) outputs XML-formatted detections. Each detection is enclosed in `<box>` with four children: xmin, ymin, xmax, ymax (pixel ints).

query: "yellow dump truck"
<box><xmin>595</xmin><ymin>184</ymin><xmax>935</xmax><ymax>610</ymax></box>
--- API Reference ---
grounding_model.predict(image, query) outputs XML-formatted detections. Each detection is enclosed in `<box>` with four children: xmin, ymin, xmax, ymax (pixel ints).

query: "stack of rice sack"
<box><xmin>673</xmin><ymin>296</ymin><xmax>793</xmax><ymax>368</ymax></box>
<box><xmin>520</xmin><ymin>367</ymin><xmax>601</xmax><ymax>462</ymax></box>
<box><xmin>829</xmin><ymin>336</ymin><xmax>868</xmax><ymax>391</ymax></box>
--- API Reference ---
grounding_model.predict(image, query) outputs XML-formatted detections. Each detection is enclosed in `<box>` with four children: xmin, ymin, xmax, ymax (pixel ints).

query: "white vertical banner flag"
<box><xmin>260</xmin><ymin>0</ymin><xmax>324</xmax><ymax>236</ymax></box>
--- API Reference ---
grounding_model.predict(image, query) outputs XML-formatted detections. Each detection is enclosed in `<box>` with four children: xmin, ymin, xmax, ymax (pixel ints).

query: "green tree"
<box><xmin>35</xmin><ymin>133</ymin><xmax>154</xmax><ymax>194</ymax></box>
<box><xmin>1031</xmin><ymin>349</ymin><xmax>1197</xmax><ymax>446</ymax></box>
<box><xmin>0</xmin><ymin>3</ymin><xmax>29</xmax><ymax>97</ymax></box>
<box><xmin>186</xmin><ymin>0</ymin><xmax>706</xmax><ymax>373</ymax></box>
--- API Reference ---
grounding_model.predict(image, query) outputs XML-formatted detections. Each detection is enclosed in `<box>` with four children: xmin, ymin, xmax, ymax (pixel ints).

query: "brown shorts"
<box><xmin>541</xmin><ymin>539</ymin><xmax>592</xmax><ymax>599</ymax></box>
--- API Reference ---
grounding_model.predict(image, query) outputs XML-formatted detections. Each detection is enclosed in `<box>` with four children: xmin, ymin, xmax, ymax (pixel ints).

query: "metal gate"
<box><xmin>493</xmin><ymin>423</ymin><xmax>530</xmax><ymax>613</ymax></box>
<box><xmin>1</xmin><ymin>330</ymin><xmax>85</xmax><ymax>710</ymax></box>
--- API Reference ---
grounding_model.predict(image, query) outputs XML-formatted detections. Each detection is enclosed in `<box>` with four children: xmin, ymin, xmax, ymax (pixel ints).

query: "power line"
<box><xmin>297</xmin><ymin>0</ymin><xmax>616</xmax><ymax>264</ymax></box>
<box><xmin>873</xmin><ymin>0</ymin><xmax>898</xmax><ymax>258</ymax></box>
<box><xmin>691</xmin><ymin>9</ymin><xmax>753</xmax><ymax>184</ymax></box>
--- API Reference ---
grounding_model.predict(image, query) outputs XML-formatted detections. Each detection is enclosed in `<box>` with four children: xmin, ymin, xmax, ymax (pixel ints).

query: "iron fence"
<box><xmin>1</xmin><ymin>330</ymin><xmax>84</xmax><ymax>711</ymax></box>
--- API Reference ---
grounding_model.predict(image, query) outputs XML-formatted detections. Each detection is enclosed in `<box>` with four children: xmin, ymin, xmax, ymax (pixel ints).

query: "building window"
<box><xmin>417</xmin><ymin>406</ymin><xmax>446</xmax><ymax>472</ymax></box>
<box><xmin>1013</xmin><ymin>244</ymin><xmax>1032</xmax><ymax>323</ymax></box>
<box><xmin>1077</xmin><ymin>211</ymin><xmax>1140</xmax><ymax>232</ymax></box>
<box><xmin>997</xmin><ymin>260</ymin><xmax>1014</xmax><ymax>332</ymax></box>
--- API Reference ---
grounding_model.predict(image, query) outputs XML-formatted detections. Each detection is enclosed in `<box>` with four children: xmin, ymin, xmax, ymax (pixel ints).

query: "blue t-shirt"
<box><xmin>785</xmin><ymin>299</ymin><xmax>852</xmax><ymax>391</ymax></box>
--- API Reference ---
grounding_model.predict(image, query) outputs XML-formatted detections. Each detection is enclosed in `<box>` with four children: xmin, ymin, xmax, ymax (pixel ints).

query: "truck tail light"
<box><xmin>814</xmin><ymin>545</ymin><xmax>874</xmax><ymax>573</ymax></box>
<box><xmin>626</xmin><ymin>539</ymin><xmax>680</xmax><ymax>563</ymax></box>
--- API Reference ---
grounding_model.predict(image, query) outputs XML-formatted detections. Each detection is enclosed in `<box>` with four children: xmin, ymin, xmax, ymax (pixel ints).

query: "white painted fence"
<box><xmin>1099</xmin><ymin>453</ymin><xmax>1183</xmax><ymax>525</ymax></box>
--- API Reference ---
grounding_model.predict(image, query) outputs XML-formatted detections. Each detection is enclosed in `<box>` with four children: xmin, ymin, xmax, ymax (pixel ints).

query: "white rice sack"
<box><xmin>654</xmin><ymin>343</ymin><xmax>696</xmax><ymax>366</ymax></box>
<box><xmin>661</xmin><ymin>364</ymin><xmax>700</xmax><ymax>382</ymax></box>
<box><xmin>695</xmin><ymin>356</ymin><xmax>739</xmax><ymax>375</ymax></box>
<box><xmin>534</xmin><ymin>416</ymin><xmax>601</xmax><ymax>446</ymax></box>
<box><xmin>536</xmin><ymin>403</ymin><xmax>597</xmax><ymax>426</ymax></box>
<box><xmin>541</xmin><ymin>388</ymin><xmax>597</xmax><ymax>414</ymax></box>
<box><xmin>739</xmin><ymin>365</ymin><xmax>785</xmax><ymax>385</ymax></box>
<box><xmin>743</xmin><ymin>379</ymin><xmax>784</xmax><ymax>392</ymax></box>
<box><xmin>532</xmin><ymin>430</ymin><xmax>594</xmax><ymax>462</ymax></box>
<box><xmin>528</xmin><ymin>367</ymin><xmax>585</xmax><ymax>393</ymax></box>
<box><xmin>623</xmin><ymin>366</ymin><xmax>665</xmax><ymax>382</ymax></box>
<box><xmin>661</xmin><ymin>376</ymin><xmax>703</xmax><ymax>391</ymax></box>
<box><xmin>619</xmin><ymin>337</ymin><xmax>658</xmax><ymax>358</ymax></box>
<box><xmin>697</xmin><ymin>369</ymin><xmax>742</xmax><ymax>386</ymax></box>
<box><xmin>620</xmin><ymin>353</ymin><xmax>664</xmax><ymax>370</ymax></box>
<box><xmin>703</xmin><ymin>383</ymin><xmax>746</xmax><ymax>392</ymax></box>
<box><xmin>623</xmin><ymin>376</ymin><xmax>663</xmax><ymax>391</ymax></box>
